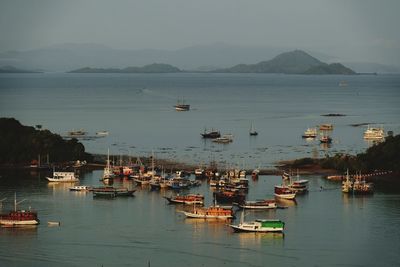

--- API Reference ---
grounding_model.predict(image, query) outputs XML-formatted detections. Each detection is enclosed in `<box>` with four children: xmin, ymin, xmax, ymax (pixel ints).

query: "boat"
<box><xmin>96</xmin><ymin>131</ymin><xmax>109</xmax><ymax>136</ymax></box>
<box><xmin>46</xmin><ymin>171</ymin><xmax>79</xmax><ymax>182</ymax></box>
<box><xmin>342</xmin><ymin>170</ymin><xmax>353</xmax><ymax>193</ymax></box>
<box><xmin>235</xmin><ymin>199</ymin><xmax>277</xmax><ymax>210</ymax></box>
<box><xmin>319</xmin><ymin>124</ymin><xmax>333</xmax><ymax>131</ymax></box>
<box><xmin>103</xmin><ymin>149</ymin><xmax>114</xmax><ymax>180</ymax></box>
<box><xmin>164</xmin><ymin>194</ymin><xmax>204</xmax><ymax>205</ymax></box>
<box><xmin>339</xmin><ymin>81</ymin><xmax>348</xmax><ymax>87</ymax></box>
<box><xmin>352</xmin><ymin>173</ymin><xmax>373</xmax><ymax>194</ymax></box>
<box><xmin>274</xmin><ymin>185</ymin><xmax>296</xmax><ymax>200</ymax></box>
<box><xmin>302</xmin><ymin>127</ymin><xmax>318</xmax><ymax>138</ymax></box>
<box><xmin>249</xmin><ymin>123</ymin><xmax>258</xmax><ymax>136</ymax></box>
<box><xmin>319</xmin><ymin>134</ymin><xmax>332</xmax><ymax>144</ymax></box>
<box><xmin>229</xmin><ymin>211</ymin><xmax>284</xmax><ymax>233</ymax></box>
<box><xmin>212</xmin><ymin>134</ymin><xmax>233</xmax><ymax>144</ymax></box>
<box><xmin>92</xmin><ymin>186</ymin><xmax>136</xmax><ymax>197</ymax></box>
<box><xmin>181</xmin><ymin>205</ymin><xmax>234</xmax><ymax>219</ymax></box>
<box><xmin>69</xmin><ymin>185</ymin><xmax>92</xmax><ymax>191</ymax></box>
<box><xmin>251</xmin><ymin>168</ymin><xmax>260</xmax><ymax>180</ymax></box>
<box><xmin>201</xmin><ymin>129</ymin><xmax>221</xmax><ymax>139</ymax></box>
<box><xmin>287</xmin><ymin>171</ymin><xmax>309</xmax><ymax>194</ymax></box>
<box><xmin>0</xmin><ymin>193</ymin><xmax>40</xmax><ymax>226</ymax></box>
<box><xmin>363</xmin><ymin>126</ymin><xmax>385</xmax><ymax>140</ymax></box>
<box><xmin>174</xmin><ymin>98</ymin><xmax>190</xmax><ymax>111</ymax></box>
<box><xmin>68</xmin><ymin>129</ymin><xmax>86</xmax><ymax>136</ymax></box>
<box><xmin>213</xmin><ymin>190</ymin><xmax>246</xmax><ymax>204</ymax></box>
<box><xmin>194</xmin><ymin>168</ymin><xmax>205</xmax><ymax>178</ymax></box>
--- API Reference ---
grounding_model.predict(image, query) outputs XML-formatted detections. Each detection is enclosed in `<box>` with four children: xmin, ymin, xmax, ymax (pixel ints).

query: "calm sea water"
<box><xmin>1</xmin><ymin>73</ymin><xmax>400</xmax><ymax>266</ymax></box>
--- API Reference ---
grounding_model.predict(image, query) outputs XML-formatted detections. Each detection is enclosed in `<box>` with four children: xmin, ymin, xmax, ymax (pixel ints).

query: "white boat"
<box><xmin>212</xmin><ymin>134</ymin><xmax>233</xmax><ymax>143</ymax></box>
<box><xmin>174</xmin><ymin>98</ymin><xmax>190</xmax><ymax>111</ymax></box>
<box><xmin>69</xmin><ymin>185</ymin><xmax>91</xmax><ymax>191</ymax></box>
<box><xmin>96</xmin><ymin>131</ymin><xmax>109</xmax><ymax>136</ymax></box>
<box><xmin>274</xmin><ymin>185</ymin><xmax>296</xmax><ymax>200</ymax></box>
<box><xmin>103</xmin><ymin>149</ymin><xmax>114</xmax><ymax>180</ymax></box>
<box><xmin>363</xmin><ymin>126</ymin><xmax>385</xmax><ymax>140</ymax></box>
<box><xmin>302</xmin><ymin>127</ymin><xmax>317</xmax><ymax>138</ymax></box>
<box><xmin>342</xmin><ymin>170</ymin><xmax>353</xmax><ymax>193</ymax></box>
<box><xmin>229</xmin><ymin>210</ymin><xmax>284</xmax><ymax>233</ymax></box>
<box><xmin>46</xmin><ymin>171</ymin><xmax>79</xmax><ymax>182</ymax></box>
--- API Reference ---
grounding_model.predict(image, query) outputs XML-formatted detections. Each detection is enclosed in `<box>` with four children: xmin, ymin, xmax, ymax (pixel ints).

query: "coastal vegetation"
<box><xmin>0</xmin><ymin>118</ymin><xmax>92</xmax><ymax>165</ymax></box>
<box><xmin>289</xmin><ymin>134</ymin><xmax>400</xmax><ymax>173</ymax></box>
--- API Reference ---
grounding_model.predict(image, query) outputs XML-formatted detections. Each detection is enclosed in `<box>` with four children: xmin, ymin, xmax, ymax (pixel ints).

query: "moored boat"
<box><xmin>274</xmin><ymin>185</ymin><xmax>296</xmax><ymax>200</ymax></box>
<box><xmin>363</xmin><ymin>125</ymin><xmax>385</xmax><ymax>140</ymax></box>
<box><xmin>69</xmin><ymin>185</ymin><xmax>92</xmax><ymax>191</ymax></box>
<box><xmin>201</xmin><ymin>129</ymin><xmax>221</xmax><ymax>139</ymax></box>
<box><xmin>302</xmin><ymin>127</ymin><xmax>318</xmax><ymax>138</ymax></box>
<box><xmin>46</xmin><ymin>171</ymin><xmax>79</xmax><ymax>182</ymax></box>
<box><xmin>181</xmin><ymin>205</ymin><xmax>234</xmax><ymax>219</ymax></box>
<box><xmin>319</xmin><ymin>124</ymin><xmax>333</xmax><ymax>131</ymax></box>
<box><xmin>213</xmin><ymin>190</ymin><xmax>246</xmax><ymax>204</ymax></box>
<box><xmin>230</xmin><ymin>212</ymin><xmax>284</xmax><ymax>233</ymax></box>
<box><xmin>0</xmin><ymin>193</ymin><xmax>40</xmax><ymax>226</ymax></box>
<box><xmin>235</xmin><ymin>199</ymin><xmax>277</xmax><ymax>209</ymax></box>
<box><xmin>164</xmin><ymin>194</ymin><xmax>204</xmax><ymax>205</ymax></box>
<box><xmin>212</xmin><ymin>134</ymin><xmax>233</xmax><ymax>143</ymax></box>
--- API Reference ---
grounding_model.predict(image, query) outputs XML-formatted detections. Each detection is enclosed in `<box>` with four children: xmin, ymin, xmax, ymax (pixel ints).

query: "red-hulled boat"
<box><xmin>274</xmin><ymin>185</ymin><xmax>296</xmax><ymax>200</ymax></box>
<box><xmin>213</xmin><ymin>190</ymin><xmax>246</xmax><ymax>204</ymax></box>
<box><xmin>0</xmin><ymin>194</ymin><xmax>40</xmax><ymax>226</ymax></box>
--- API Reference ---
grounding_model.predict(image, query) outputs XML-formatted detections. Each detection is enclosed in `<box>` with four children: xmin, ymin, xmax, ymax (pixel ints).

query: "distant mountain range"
<box><xmin>69</xmin><ymin>50</ymin><xmax>355</xmax><ymax>75</ymax></box>
<box><xmin>0</xmin><ymin>43</ymin><xmax>397</xmax><ymax>73</ymax></box>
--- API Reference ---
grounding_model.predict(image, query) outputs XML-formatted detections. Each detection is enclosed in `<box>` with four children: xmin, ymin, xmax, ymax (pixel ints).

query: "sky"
<box><xmin>0</xmin><ymin>0</ymin><xmax>399</xmax><ymax>65</ymax></box>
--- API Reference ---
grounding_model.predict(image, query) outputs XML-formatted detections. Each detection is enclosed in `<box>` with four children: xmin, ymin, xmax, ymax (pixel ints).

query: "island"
<box><xmin>214</xmin><ymin>50</ymin><xmax>356</xmax><ymax>75</ymax></box>
<box><xmin>69</xmin><ymin>63</ymin><xmax>181</xmax><ymax>73</ymax></box>
<box><xmin>0</xmin><ymin>65</ymin><xmax>41</xmax><ymax>73</ymax></box>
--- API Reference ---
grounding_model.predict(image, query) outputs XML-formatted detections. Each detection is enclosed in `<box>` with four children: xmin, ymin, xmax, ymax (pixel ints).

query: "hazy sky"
<box><xmin>0</xmin><ymin>0</ymin><xmax>399</xmax><ymax>64</ymax></box>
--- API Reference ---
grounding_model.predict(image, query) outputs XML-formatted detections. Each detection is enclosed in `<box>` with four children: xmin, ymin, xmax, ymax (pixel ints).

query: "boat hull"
<box><xmin>182</xmin><ymin>211</ymin><xmax>233</xmax><ymax>219</ymax></box>
<box><xmin>274</xmin><ymin>193</ymin><xmax>296</xmax><ymax>200</ymax></box>
<box><xmin>229</xmin><ymin>224</ymin><xmax>283</xmax><ymax>233</ymax></box>
<box><xmin>0</xmin><ymin>219</ymin><xmax>39</xmax><ymax>226</ymax></box>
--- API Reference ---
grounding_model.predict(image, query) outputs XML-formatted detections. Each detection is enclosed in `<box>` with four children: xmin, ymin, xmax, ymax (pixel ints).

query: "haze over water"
<box><xmin>0</xmin><ymin>73</ymin><xmax>400</xmax><ymax>267</ymax></box>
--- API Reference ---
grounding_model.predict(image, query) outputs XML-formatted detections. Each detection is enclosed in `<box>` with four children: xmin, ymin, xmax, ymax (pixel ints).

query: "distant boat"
<box><xmin>69</xmin><ymin>185</ymin><xmax>92</xmax><ymax>191</ymax></box>
<box><xmin>319</xmin><ymin>134</ymin><xmax>332</xmax><ymax>144</ymax></box>
<box><xmin>274</xmin><ymin>184</ymin><xmax>296</xmax><ymax>200</ymax></box>
<box><xmin>302</xmin><ymin>127</ymin><xmax>318</xmax><ymax>138</ymax></box>
<box><xmin>249</xmin><ymin>123</ymin><xmax>258</xmax><ymax>136</ymax></box>
<box><xmin>174</xmin><ymin>98</ymin><xmax>190</xmax><ymax>111</ymax></box>
<box><xmin>363</xmin><ymin>125</ymin><xmax>385</xmax><ymax>140</ymax></box>
<box><xmin>201</xmin><ymin>128</ymin><xmax>221</xmax><ymax>138</ymax></box>
<box><xmin>68</xmin><ymin>129</ymin><xmax>86</xmax><ymax>136</ymax></box>
<box><xmin>319</xmin><ymin>124</ymin><xmax>333</xmax><ymax>131</ymax></box>
<box><xmin>46</xmin><ymin>171</ymin><xmax>79</xmax><ymax>182</ymax></box>
<box><xmin>234</xmin><ymin>199</ymin><xmax>277</xmax><ymax>210</ymax></box>
<box><xmin>212</xmin><ymin>134</ymin><xmax>233</xmax><ymax>144</ymax></box>
<box><xmin>339</xmin><ymin>81</ymin><xmax>348</xmax><ymax>87</ymax></box>
<box><xmin>96</xmin><ymin>131</ymin><xmax>109</xmax><ymax>136</ymax></box>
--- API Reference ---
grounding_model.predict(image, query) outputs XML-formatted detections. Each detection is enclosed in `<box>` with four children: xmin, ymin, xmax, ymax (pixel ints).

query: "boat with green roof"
<box><xmin>229</xmin><ymin>210</ymin><xmax>284</xmax><ymax>233</ymax></box>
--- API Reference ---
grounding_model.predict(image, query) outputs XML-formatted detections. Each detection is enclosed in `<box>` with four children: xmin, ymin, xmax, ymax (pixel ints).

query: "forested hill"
<box><xmin>0</xmin><ymin>118</ymin><xmax>92</xmax><ymax>165</ymax></box>
<box><xmin>216</xmin><ymin>50</ymin><xmax>356</xmax><ymax>74</ymax></box>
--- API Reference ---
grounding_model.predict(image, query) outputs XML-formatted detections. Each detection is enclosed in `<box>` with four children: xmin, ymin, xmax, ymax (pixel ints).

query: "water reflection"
<box><xmin>0</xmin><ymin>225</ymin><xmax>38</xmax><ymax>236</ymax></box>
<box><xmin>235</xmin><ymin>232</ymin><xmax>284</xmax><ymax>247</ymax></box>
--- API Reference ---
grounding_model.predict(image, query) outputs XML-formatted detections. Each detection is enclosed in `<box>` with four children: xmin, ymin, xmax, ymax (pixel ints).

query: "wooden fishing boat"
<box><xmin>69</xmin><ymin>185</ymin><xmax>92</xmax><ymax>191</ymax></box>
<box><xmin>181</xmin><ymin>205</ymin><xmax>234</xmax><ymax>219</ymax></box>
<box><xmin>213</xmin><ymin>190</ymin><xmax>246</xmax><ymax>204</ymax></box>
<box><xmin>274</xmin><ymin>185</ymin><xmax>296</xmax><ymax>200</ymax></box>
<box><xmin>235</xmin><ymin>199</ymin><xmax>277</xmax><ymax>209</ymax></box>
<box><xmin>164</xmin><ymin>194</ymin><xmax>204</xmax><ymax>205</ymax></box>
<box><xmin>0</xmin><ymin>193</ymin><xmax>39</xmax><ymax>226</ymax></box>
